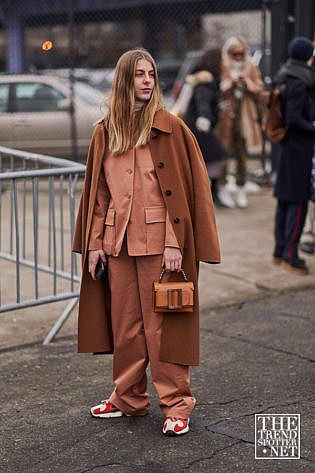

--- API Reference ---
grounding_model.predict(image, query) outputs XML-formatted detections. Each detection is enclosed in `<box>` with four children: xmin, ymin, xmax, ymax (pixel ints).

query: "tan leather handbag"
<box><xmin>153</xmin><ymin>268</ymin><xmax>194</xmax><ymax>313</ymax></box>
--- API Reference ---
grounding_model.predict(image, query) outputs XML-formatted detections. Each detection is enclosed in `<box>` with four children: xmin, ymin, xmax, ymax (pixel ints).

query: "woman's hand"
<box><xmin>88</xmin><ymin>249</ymin><xmax>107</xmax><ymax>280</ymax></box>
<box><xmin>162</xmin><ymin>246</ymin><xmax>182</xmax><ymax>272</ymax></box>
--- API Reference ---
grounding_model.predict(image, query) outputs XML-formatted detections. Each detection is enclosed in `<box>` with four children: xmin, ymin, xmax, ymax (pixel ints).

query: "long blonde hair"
<box><xmin>221</xmin><ymin>36</ymin><xmax>253</xmax><ymax>77</ymax></box>
<box><xmin>105</xmin><ymin>48</ymin><xmax>164</xmax><ymax>154</ymax></box>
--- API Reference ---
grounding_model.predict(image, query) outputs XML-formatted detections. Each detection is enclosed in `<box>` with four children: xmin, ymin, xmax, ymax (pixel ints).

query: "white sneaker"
<box><xmin>235</xmin><ymin>186</ymin><xmax>248</xmax><ymax>208</ymax></box>
<box><xmin>218</xmin><ymin>186</ymin><xmax>235</xmax><ymax>208</ymax></box>
<box><xmin>225</xmin><ymin>174</ymin><xmax>237</xmax><ymax>193</ymax></box>
<box><xmin>90</xmin><ymin>399</ymin><xmax>124</xmax><ymax>418</ymax></box>
<box><xmin>162</xmin><ymin>417</ymin><xmax>190</xmax><ymax>436</ymax></box>
<box><xmin>245</xmin><ymin>180</ymin><xmax>261</xmax><ymax>194</ymax></box>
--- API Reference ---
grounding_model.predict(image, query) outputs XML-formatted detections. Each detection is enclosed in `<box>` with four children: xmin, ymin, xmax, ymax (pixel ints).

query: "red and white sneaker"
<box><xmin>90</xmin><ymin>399</ymin><xmax>124</xmax><ymax>418</ymax></box>
<box><xmin>162</xmin><ymin>417</ymin><xmax>190</xmax><ymax>436</ymax></box>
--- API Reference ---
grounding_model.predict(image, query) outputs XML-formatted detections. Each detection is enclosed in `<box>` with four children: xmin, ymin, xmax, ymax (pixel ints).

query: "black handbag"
<box><xmin>95</xmin><ymin>259</ymin><xmax>106</xmax><ymax>280</ymax></box>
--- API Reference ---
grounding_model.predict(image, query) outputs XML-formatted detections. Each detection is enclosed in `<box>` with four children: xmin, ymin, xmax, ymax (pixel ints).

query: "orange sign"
<box><xmin>42</xmin><ymin>40</ymin><xmax>53</xmax><ymax>51</ymax></box>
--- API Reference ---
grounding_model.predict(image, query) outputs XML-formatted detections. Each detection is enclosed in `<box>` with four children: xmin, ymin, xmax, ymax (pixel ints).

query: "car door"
<box><xmin>12</xmin><ymin>81</ymin><xmax>72</xmax><ymax>157</ymax></box>
<box><xmin>0</xmin><ymin>83</ymin><xmax>15</xmax><ymax>148</ymax></box>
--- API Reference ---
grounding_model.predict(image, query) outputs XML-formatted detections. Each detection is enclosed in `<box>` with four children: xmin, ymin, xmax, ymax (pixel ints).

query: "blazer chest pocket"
<box><xmin>145</xmin><ymin>206</ymin><xmax>166</xmax><ymax>253</ymax></box>
<box><xmin>103</xmin><ymin>209</ymin><xmax>116</xmax><ymax>253</ymax></box>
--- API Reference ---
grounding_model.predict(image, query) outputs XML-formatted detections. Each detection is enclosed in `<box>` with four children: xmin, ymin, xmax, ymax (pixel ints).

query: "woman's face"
<box><xmin>228</xmin><ymin>46</ymin><xmax>245</xmax><ymax>62</ymax></box>
<box><xmin>134</xmin><ymin>58</ymin><xmax>155</xmax><ymax>102</ymax></box>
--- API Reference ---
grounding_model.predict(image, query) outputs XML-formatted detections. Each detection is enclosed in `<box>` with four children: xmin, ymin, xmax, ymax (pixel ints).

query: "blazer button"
<box><xmin>174</xmin><ymin>217</ymin><xmax>180</xmax><ymax>224</ymax></box>
<box><xmin>165</xmin><ymin>190</ymin><xmax>172</xmax><ymax>196</ymax></box>
<box><xmin>158</xmin><ymin>162</ymin><xmax>164</xmax><ymax>168</ymax></box>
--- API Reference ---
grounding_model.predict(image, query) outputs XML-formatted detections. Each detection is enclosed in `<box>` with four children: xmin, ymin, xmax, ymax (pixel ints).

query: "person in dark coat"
<box><xmin>184</xmin><ymin>48</ymin><xmax>227</xmax><ymax>207</ymax></box>
<box><xmin>272</xmin><ymin>36</ymin><xmax>315</xmax><ymax>275</ymax></box>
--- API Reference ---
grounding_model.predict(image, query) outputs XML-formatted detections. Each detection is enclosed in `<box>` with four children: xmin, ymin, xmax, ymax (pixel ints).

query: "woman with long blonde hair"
<box><xmin>72</xmin><ymin>48</ymin><xmax>220</xmax><ymax>436</ymax></box>
<box><xmin>216</xmin><ymin>36</ymin><xmax>264</xmax><ymax>208</ymax></box>
<box><xmin>105</xmin><ymin>49</ymin><xmax>163</xmax><ymax>154</ymax></box>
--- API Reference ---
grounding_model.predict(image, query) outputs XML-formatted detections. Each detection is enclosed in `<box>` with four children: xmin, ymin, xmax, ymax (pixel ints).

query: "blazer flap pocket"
<box><xmin>145</xmin><ymin>206</ymin><xmax>166</xmax><ymax>224</ymax></box>
<box><xmin>105</xmin><ymin>209</ymin><xmax>115</xmax><ymax>226</ymax></box>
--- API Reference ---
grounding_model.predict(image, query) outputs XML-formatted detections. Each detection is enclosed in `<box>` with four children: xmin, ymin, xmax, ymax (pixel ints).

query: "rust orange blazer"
<box><xmin>88</xmin><ymin>144</ymin><xmax>179</xmax><ymax>255</ymax></box>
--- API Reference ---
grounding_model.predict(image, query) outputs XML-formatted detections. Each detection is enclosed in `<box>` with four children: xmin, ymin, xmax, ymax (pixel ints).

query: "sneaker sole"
<box><xmin>236</xmin><ymin>200</ymin><xmax>248</xmax><ymax>208</ymax></box>
<box><xmin>300</xmin><ymin>246</ymin><xmax>314</xmax><ymax>254</ymax></box>
<box><xmin>163</xmin><ymin>427</ymin><xmax>189</xmax><ymax>436</ymax></box>
<box><xmin>281</xmin><ymin>261</ymin><xmax>308</xmax><ymax>276</ymax></box>
<box><xmin>90</xmin><ymin>409</ymin><xmax>124</xmax><ymax>418</ymax></box>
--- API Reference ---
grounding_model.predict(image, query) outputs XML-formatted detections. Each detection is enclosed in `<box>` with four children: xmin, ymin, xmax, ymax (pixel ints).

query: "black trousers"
<box><xmin>274</xmin><ymin>200</ymin><xmax>308</xmax><ymax>260</ymax></box>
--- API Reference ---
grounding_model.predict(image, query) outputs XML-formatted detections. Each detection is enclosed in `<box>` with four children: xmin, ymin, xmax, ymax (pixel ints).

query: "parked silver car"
<box><xmin>0</xmin><ymin>74</ymin><xmax>104</xmax><ymax>159</ymax></box>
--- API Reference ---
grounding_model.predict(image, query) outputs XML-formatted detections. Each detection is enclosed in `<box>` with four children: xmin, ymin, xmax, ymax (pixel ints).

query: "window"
<box><xmin>73</xmin><ymin>81</ymin><xmax>104</xmax><ymax>106</ymax></box>
<box><xmin>15</xmin><ymin>82</ymin><xmax>65</xmax><ymax>112</ymax></box>
<box><xmin>0</xmin><ymin>84</ymin><xmax>9</xmax><ymax>113</ymax></box>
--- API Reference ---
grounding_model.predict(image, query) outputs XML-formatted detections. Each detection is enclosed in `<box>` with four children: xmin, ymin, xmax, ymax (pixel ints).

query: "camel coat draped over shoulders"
<box><xmin>72</xmin><ymin>108</ymin><xmax>220</xmax><ymax>366</ymax></box>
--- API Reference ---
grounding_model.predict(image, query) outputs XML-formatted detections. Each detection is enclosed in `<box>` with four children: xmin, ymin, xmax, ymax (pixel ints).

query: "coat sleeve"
<box><xmin>244</xmin><ymin>64</ymin><xmax>264</xmax><ymax>97</ymax></box>
<box><xmin>193</xmin><ymin>83</ymin><xmax>216</xmax><ymax>123</ymax></box>
<box><xmin>88</xmin><ymin>163</ymin><xmax>110</xmax><ymax>250</ymax></box>
<box><xmin>72</xmin><ymin>123</ymin><xmax>107</xmax><ymax>259</ymax></box>
<box><xmin>284</xmin><ymin>80</ymin><xmax>315</xmax><ymax>133</ymax></box>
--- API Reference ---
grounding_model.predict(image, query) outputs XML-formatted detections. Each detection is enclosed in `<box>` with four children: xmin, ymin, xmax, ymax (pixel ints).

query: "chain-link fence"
<box><xmin>0</xmin><ymin>1</ymin><xmax>314</xmax><ymax>164</ymax></box>
<box><xmin>0</xmin><ymin>1</ymin><xmax>270</xmax><ymax>78</ymax></box>
<box><xmin>1</xmin><ymin>1</ymin><xmax>314</xmax><ymax>95</ymax></box>
<box><xmin>0</xmin><ymin>1</ymin><xmax>274</xmax><ymax>162</ymax></box>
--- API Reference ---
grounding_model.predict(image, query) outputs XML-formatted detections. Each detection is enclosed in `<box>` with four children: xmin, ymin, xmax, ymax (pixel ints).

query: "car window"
<box><xmin>0</xmin><ymin>83</ymin><xmax>9</xmax><ymax>113</ymax></box>
<box><xmin>73</xmin><ymin>81</ymin><xmax>104</xmax><ymax>106</ymax></box>
<box><xmin>14</xmin><ymin>83</ymin><xmax>65</xmax><ymax>112</ymax></box>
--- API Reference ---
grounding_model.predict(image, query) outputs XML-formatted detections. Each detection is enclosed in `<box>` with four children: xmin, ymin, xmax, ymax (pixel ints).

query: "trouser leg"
<box><xmin>107</xmin><ymin>245</ymin><xmax>195</xmax><ymax>418</ymax></box>
<box><xmin>232</xmin><ymin>99</ymin><xmax>247</xmax><ymax>187</ymax></box>
<box><xmin>283</xmin><ymin>201</ymin><xmax>308</xmax><ymax>260</ymax></box>
<box><xmin>136</xmin><ymin>255</ymin><xmax>196</xmax><ymax>419</ymax></box>
<box><xmin>211</xmin><ymin>178</ymin><xmax>218</xmax><ymax>201</ymax></box>
<box><xmin>234</xmin><ymin>136</ymin><xmax>247</xmax><ymax>187</ymax></box>
<box><xmin>219</xmin><ymin>159</ymin><xmax>229</xmax><ymax>186</ymax></box>
<box><xmin>274</xmin><ymin>200</ymin><xmax>287</xmax><ymax>258</ymax></box>
<box><xmin>108</xmin><ymin>243</ymin><xmax>150</xmax><ymax>416</ymax></box>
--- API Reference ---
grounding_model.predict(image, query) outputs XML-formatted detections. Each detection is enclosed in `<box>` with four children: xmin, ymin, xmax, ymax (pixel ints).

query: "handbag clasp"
<box><xmin>167</xmin><ymin>288</ymin><xmax>183</xmax><ymax>309</ymax></box>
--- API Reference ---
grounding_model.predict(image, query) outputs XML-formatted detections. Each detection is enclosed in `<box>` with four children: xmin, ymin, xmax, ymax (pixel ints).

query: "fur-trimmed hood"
<box><xmin>186</xmin><ymin>70</ymin><xmax>213</xmax><ymax>87</ymax></box>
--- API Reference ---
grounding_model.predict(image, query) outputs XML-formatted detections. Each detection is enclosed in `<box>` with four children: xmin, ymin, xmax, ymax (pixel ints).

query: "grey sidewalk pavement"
<box><xmin>1</xmin><ymin>186</ymin><xmax>315</xmax><ymax>472</ymax></box>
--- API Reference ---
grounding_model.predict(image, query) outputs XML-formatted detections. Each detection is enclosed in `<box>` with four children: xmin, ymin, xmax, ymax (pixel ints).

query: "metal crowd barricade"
<box><xmin>0</xmin><ymin>146</ymin><xmax>85</xmax><ymax>344</ymax></box>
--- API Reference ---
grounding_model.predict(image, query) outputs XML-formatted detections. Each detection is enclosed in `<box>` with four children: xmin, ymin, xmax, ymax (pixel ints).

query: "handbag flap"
<box><xmin>153</xmin><ymin>281</ymin><xmax>194</xmax><ymax>309</ymax></box>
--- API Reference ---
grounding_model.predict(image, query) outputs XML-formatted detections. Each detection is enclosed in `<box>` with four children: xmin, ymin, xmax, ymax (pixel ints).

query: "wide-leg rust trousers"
<box><xmin>107</xmin><ymin>242</ymin><xmax>196</xmax><ymax>418</ymax></box>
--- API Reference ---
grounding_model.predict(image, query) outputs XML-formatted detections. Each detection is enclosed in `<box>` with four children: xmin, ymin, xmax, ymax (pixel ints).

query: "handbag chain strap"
<box><xmin>159</xmin><ymin>267</ymin><xmax>188</xmax><ymax>283</ymax></box>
